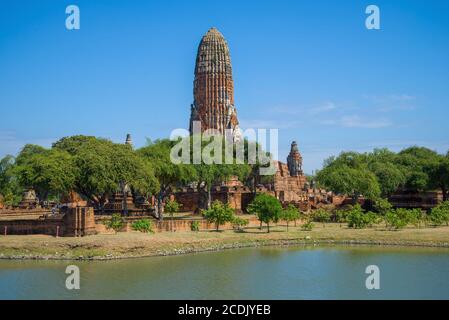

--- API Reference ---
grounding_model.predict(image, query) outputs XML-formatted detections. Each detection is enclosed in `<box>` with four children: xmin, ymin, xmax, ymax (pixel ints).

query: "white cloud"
<box><xmin>308</xmin><ymin>102</ymin><xmax>337</xmax><ymax>115</ymax></box>
<box><xmin>320</xmin><ymin>115</ymin><xmax>392</xmax><ymax>129</ymax></box>
<box><xmin>362</xmin><ymin>93</ymin><xmax>417</xmax><ymax>112</ymax></box>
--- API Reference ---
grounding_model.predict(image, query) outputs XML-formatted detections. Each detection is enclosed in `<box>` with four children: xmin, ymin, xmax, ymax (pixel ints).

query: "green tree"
<box><xmin>316</xmin><ymin>154</ymin><xmax>381</xmax><ymax>202</ymax></box>
<box><xmin>138</xmin><ymin>139</ymin><xmax>196</xmax><ymax>219</ymax></box>
<box><xmin>395</xmin><ymin>146</ymin><xmax>438</xmax><ymax>192</ymax></box>
<box><xmin>165</xmin><ymin>199</ymin><xmax>181</xmax><ymax>217</ymax></box>
<box><xmin>346</xmin><ymin>204</ymin><xmax>370</xmax><ymax>229</ymax></box>
<box><xmin>186</xmin><ymin>134</ymin><xmax>253</xmax><ymax>211</ymax></box>
<box><xmin>15</xmin><ymin>144</ymin><xmax>46</xmax><ymax>164</ymax></box>
<box><xmin>383</xmin><ymin>209</ymin><xmax>411</xmax><ymax>230</ymax></box>
<box><xmin>427</xmin><ymin>155</ymin><xmax>449</xmax><ymax>201</ymax></box>
<box><xmin>0</xmin><ymin>155</ymin><xmax>22</xmax><ymax>206</ymax></box>
<box><xmin>55</xmin><ymin>136</ymin><xmax>159</xmax><ymax>212</ymax></box>
<box><xmin>334</xmin><ymin>209</ymin><xmax>348</xmax><ymax>227</ymax></box>
<box><xmin>281</xmin><ymin>204</ymin><xmax>300</xmax><ymax>231</ymax></box>
<box><xmin>365</xmin><ymin>211</ymin><xmax>381</xmax><ymax>227</ymax></box>
<box><xmin>14</xmin><ymin>148</ymin><xmax>77</xmax><ymax>201</ymax></box>
<box><xmin>0</xmin><ymin>155</ymin><xmax>14</xmax><ymax>193</ymax></box>
<box><xmin>312</xmin><ymin>208</ymin><xmax>331</xmax><ymax>227</ymax></box>
<box><xmin>369</xmin><ymin>162</ymin><xmax>405</xmax><ymax>197</ymax></box>
<box><xmin>429</xmin><ymin>201</ymin><xmax>449</xmax><ymax>226</ymax></box>
<box><xmin>203</xmin><ymin>200</ymin><xmax>235</xmax><ymax>231</ymax></box>
<box><xmin>165</xmin><ymin>199</ymin><xmax>181</xmax><ymax>231</ymax></box>
<box><xmin>373</xmin><ymin>198</ymin><xmax>393</xmax><ymax>215</ymax></box>
<box><xmin>247</xmin><ymin>193</ymin><xmax>282</xmax><ymax>233</ymax></box>
<box><xmin>316</xmin><ymin>147</ymin><xmax>449</xmax><ymax>201</ymax></box>
<box><xmin>405</xmin><ymin>208</ymin><xmax>424</xmax><ymax>228</ymax></box>
<box><xmin>365</xmin><ymin>148</ymin><xmax>405</xmax><ymax>197</ymax></box>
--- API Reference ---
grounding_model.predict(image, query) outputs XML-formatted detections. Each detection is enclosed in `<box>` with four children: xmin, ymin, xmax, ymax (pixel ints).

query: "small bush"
<box><xmin>384</xmin><ymin>210</ymin><xmax>407</xmax><ymax>230</ymax></box>
<box><xmin>190</xmin><ymin>220</ymin><xmax>200</xmax><ymax>232</ymax></box>
<box><xmin>281</xmin><ymin>204</ymin><xmax>300</xmax><ymax>230</ymax></box>
<box><xmin>312</xmin><ymin>208</ymin><xmax>331</xmax><ymax>227</ymax></box>
<box><xmin>301</xmin><ymin>221</ymin><xmax>314</xmax><ymax>231</ymax></box>
<box><xmin>165</xmin><ymin>199</ymin><xmax>181</xmax><ymax>217</ymax></box>
<box><xmin>334</xmin><ymin>209</ymin><xmax>348</xmax><ymax>227</ymax></box>
<box><xmin>131</xmin><ymin>219</ymin><xmax>154</xmax><ymax>233</ymax></box>
<box><xmin>429</xmin><ymin>201</ymin><xmax>449</xmax><ymax>226</ymax></box>
<box><xmin>405</xmin><ymin>208</ymin><xmax>424</xmax><ymax>228</ymax></box>
<box><xmin>104</xmin><ymin>213</ymin><xmax>124</xmax><ymax>233</ymax></box>
<box><xmin>373</xmin><ymin>198</ymin><xmax>392</xmax><ymax>215</ymax></box>
<box><xmin>203</xmin><ymin>200</ymin><xmax>236</xmax><ymax>231</ymax></box>
<box><xmin>232</xmin><ymin>217</ymin><xmax>249</xmax><ymax>231</ymax></box>
<box><xmin>365</xmin><ymin>211</ymin><xmax>381</xmax><ymax>227</ymax></box>
<box><xmin>346</xmin><ymin>204</ymin><xmax>370</xmax><ymax>229</ymax></box>
<box><xmin>247</xmin><ymin>194</ymin><xmax>282</xmax><ymax>233</ymax></box>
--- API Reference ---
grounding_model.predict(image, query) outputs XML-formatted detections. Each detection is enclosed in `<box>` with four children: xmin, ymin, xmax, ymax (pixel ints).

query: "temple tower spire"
<box><xmin>189</xmin><ymin>28</ymin><xmax>240</xmax><ymax>139</ymax></box>
<box><xmin>287</xmin><ymin>141</ymin><xmax>303</xmax><ymax>176</ymax></box>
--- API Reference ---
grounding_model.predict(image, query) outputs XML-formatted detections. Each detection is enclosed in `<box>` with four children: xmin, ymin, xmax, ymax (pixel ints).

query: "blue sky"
<box><xmin>1</xmin><ymin>0</ymin><xmax>448</xmax><ymax>173</ymax></box>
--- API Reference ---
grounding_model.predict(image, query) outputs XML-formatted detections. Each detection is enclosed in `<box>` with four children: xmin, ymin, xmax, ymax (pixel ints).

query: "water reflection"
<box><xmin>0</xmin><ymin>245</ymin><xmax>448</xmax><ymax>299</ymax></box>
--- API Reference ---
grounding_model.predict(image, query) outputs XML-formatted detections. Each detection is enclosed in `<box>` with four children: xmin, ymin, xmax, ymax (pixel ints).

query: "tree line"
<box><xmin>2</xmin><ymin>138</ymin><xmax>448</xmax><ymax>217</ymax></box>
<box><xmin>315</xmin><ymin>146</ymin><xmax>449</xmax><ymax>202</ymax></box>
<box><xmin>0</xmin><ymin>135</ymin><xmax>271</xmax><ymax>218</ymax></box>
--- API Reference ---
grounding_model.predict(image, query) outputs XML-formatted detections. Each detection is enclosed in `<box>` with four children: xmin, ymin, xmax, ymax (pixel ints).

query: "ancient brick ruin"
<box><xmin>0</xmin><ymin>28</ymin><xmax>342</xmax><ymax>236</ymax></box>
<box><xmin>0</xmin><ymin>207</ymin><xmax>96</xmax><ymax>237</ymax></box>
<box><xmin>189</xmin><ymin>28</ymin><xmax>241</xmax><ymax>139</ymax></box>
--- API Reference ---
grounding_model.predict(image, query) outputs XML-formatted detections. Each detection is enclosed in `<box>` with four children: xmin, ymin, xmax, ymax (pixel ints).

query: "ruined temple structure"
<box><xmin>272</xmin><ymin>160</ymin><xmax>308</xmax><ymax>203</ymax></box>
<box><xmin>125</xmin><ymin>133</ymin><xmax>133</xmax><ymax>146</ymax></box>
<box><xmin>389</xmin><ymin>190</ymin><xmax>443</xmax><ymax>209</ymax></box>
<box><xmin>104</xmin><ymin>185</ymin><xmax>135</xmax><ymax>213</ymax></box>
<box><xmin>60</xmin><ymin>191</ymin><xmax>87</xmax><ymax>208</ymax></box>
<box><xmin>173</xmin><ymin>139</ymin><xmax>332</xmax><ymax>213</ymax></box>
<box><xmin>18</xmin><ymin>188</ymin><xmax>39</xmax><ymax>209</ymax></box>
<box><xmin>287</xmin><ymin>141</ymin><xmax>303</xmax><ymax>176</ymax></box>
<box><xmin>189</xmin><ymin>28</ymin><xmax>241</xmax><ymax>140</ymax></box>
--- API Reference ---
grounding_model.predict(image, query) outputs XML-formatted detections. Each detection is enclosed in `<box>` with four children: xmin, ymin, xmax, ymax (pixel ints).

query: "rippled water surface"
<box><xmin>1</xmin><ymin>245</ymin><xmax>449</xmax><ymax>299</ymax></box>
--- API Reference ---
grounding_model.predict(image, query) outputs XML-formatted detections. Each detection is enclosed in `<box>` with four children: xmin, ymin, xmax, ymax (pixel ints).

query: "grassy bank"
<box><xmin>0</xmin><ymin>223</ymin><xmax>448</xmax><ymax>260</ymax></box>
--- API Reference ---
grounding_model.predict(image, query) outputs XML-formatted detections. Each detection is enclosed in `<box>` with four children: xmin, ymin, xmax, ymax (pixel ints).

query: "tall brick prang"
<box><xmin>189</xmin><ymin>28</ymin><xmax>240</xmax><ymax>139</ymax></box>
<box><xmin>287</xmin><ymin>141</ymin><xmax>303</xmax><ymax>176</ymax></box>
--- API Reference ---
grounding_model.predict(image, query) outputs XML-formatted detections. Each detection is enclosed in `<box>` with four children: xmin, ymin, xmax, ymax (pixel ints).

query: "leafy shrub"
<box><xmin>373</xmin><ymin>198</ymin><xmax>392</xmax><ymax>215</ymax></box>
<box><xmin>165</xmin><ymin>199</ymin><xmax>181</xmax><ymax>217</ymax></box>
<box><xmin>334</xmin><ymin>209</ymin><xmax>348</xmax><ymax>227</ymax></box>
<box><xmin>203</xmin><ymin>200</ymin><xmax>235</xmax><ymax>231</ymax></box>
<box><xmin>165</xmin><ymin>199</ymin><xmax>182</xmax><ymax>231</ymax></box>
<box><xmin>247</xmin><ymin>194</ymin><xmax>282</xmax><ymax>233</ymax></box>
<box><xmin>301</xmin><ymin>221</ymin><xmax>314</xmax><ymax>231</ymax></box>
<box><xmin>131</xmin><ymin>219</ymin><xmax>154</xmax><ymax>233</ymax></box>
<box><xmin>365</xmin><ymin>211</ymin><xmax>381</xmax><ymax>227</ymax></box>
<box><xmin>3</xmin><ymin>191</ymin><xmax>21</xmax><ymax>207</ymax></box>
<box><xmin>384</xmin><ymin>210</ymin><xmax>407</xmax><ymax>230</ymax></box>
<box><xmin>405</xmin><ymin>208</ymin><xmax>424</xmax><ymax>228</ymax></box>
<box><xmin>346</xmin><ymin>204</ymin><xmax>370</xmax><ymax>229</ymax></box>
<box><xmin>312</xmin><ymin>208</ymin><xmax>331</xmax><ymax>227</ymax></box>
<box><xmin>231</xmin><ymin>217</ymin><xmax>249</xmax><ymax>231</ymax></box>
<box><xmin>281</xmin><ymin>204</ymin><xmax>300</xmax><ymax>230</ymax></box>
<box><xmin>104</xmin><ymin>213</ymin><xmax>124</xmax><ymax>233</ymax></box>
<box><xmin>429</xmin><ymin>201</ymin><xmax>449</xmax><ymax>226</ymax></box>
<box><xmin>190</xmin><ymin>220</ymin><xmax>200</xmax><ymax>232</ymax></box>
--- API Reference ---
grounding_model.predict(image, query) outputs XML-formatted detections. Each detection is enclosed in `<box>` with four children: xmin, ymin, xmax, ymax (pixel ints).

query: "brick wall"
<box><xmin>0</xmin><ymin>207</ymin><xmax>96</xmax><ymax>237</ymax></box>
